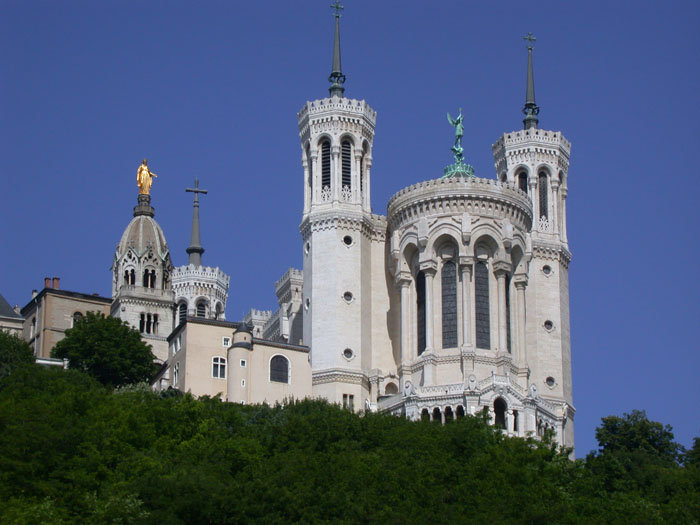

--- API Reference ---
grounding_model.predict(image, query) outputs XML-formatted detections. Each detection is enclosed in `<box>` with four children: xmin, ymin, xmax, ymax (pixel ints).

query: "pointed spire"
<box><xmin>185</xmin><ymin>179</ymin><xmax>208</xmax><ymax>267</ymax></box>
<box><xmin>522</xmin><ymin>32</ymin><xmax>540</xmax><ymax>130</ymax></box>
<box><xmin>328</xmin><ymin>2</ymin><xmax>346</xmax><ymax>97</ymax></box>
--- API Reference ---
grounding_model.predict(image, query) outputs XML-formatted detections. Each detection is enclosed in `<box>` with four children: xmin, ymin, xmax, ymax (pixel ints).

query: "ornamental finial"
<box><xmin>328</xmin><ymin>2</ymin><xmax>346</xmax><ymax>97</ymax></box>
<box><xmin>522</xmin><ymin>32</ymin><xmax>540</xmax><ymax>129</ymax></box>
<box><xmin>443</xmin><ymin>108</ymin><xmax>475</xmax><ymax>178</ymax></box>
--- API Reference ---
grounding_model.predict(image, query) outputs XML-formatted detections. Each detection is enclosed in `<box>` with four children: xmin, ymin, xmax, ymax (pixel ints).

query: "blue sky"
<box><xmin>1</xmin><ymin>1</ymin><xmax>698</xmax><ymax>458</ymax></box>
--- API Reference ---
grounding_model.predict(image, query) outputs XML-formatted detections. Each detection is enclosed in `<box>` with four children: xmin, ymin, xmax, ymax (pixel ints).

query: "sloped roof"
<box><xmin>0</xmin><ymin>294</ymin><xmax>21</xmax><ymax>319</ymax></box>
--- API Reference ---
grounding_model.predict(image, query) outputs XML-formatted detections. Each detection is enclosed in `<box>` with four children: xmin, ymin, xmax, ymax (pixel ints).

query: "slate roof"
<box><xmin>0</xmin><ymin>294</ymin><xmax>21</xmax><ymax>319</ymax></box>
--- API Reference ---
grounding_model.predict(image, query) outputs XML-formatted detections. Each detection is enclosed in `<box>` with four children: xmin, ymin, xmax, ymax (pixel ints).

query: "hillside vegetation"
<box><xmin>0</xmin><ymin>362</ymin><xmax>698</xmax><ymax>523</ymax></box>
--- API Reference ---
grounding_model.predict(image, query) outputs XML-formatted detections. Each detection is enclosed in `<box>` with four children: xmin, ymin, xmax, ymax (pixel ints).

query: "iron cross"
<box><xmin>523</xmin><ymin>32</ymin><xmax>536</xmax><ymax>49</ymax></box>
<box><xmin>186</xmin><ymin>178</ymin><xmax>208</xmax><ymax>204</ymax></box>
<box><xmin>330</xmin><ymin>1</ymin><xmax>344</xmax><ymax>17</ymax></box>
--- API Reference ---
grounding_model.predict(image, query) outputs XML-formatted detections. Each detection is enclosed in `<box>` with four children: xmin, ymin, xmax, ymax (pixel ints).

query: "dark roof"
<box><xmin>0</xmin><ymin>294</ymin><xmax>21</xmax><ymax>319</ymax></box>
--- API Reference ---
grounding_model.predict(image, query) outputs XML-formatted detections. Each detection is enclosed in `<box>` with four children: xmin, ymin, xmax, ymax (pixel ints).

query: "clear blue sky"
<box><xmin>2</xmin><ymin>1</ymin><xmax>698</xmax><ymax>458</ymax></box>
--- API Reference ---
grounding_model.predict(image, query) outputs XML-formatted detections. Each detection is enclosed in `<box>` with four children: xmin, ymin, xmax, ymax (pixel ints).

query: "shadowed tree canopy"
<box><xmin>51</xmin><ymin>312</ymin><xmax>157</xmax><ymax>387</ymax></box>
<box><xmin>0</xmin><ymin>331</ymin><xmax>34</xmax><ymax>380</ymax></box>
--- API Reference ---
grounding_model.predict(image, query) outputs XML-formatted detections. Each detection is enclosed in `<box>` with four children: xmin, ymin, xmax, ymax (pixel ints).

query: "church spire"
<box><xmin>328</xmin><ymin>1</ymin><xmax>346</xmax><ymax>97</ymax></box>
<box><xmin>185</xmin><ymin>179</ymin><xmax>208</xmax><ymax>267</ymax></box>
<box><xmin>522</xmin><ymin>32</ymin><xmax>540</xmax><ymax>130</ymax></box>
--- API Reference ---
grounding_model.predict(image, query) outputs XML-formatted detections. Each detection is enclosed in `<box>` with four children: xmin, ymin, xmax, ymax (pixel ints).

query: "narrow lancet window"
<box><xmin>441</xmin><ymin>260</ymin><xmax>457</xmax><ymax>348</ymax></box>
<box><xmin>321</xmin><ymin>140</ymin><xmax>331</xmax><ymax>190</ymax></box>
<box><xmin>475</xmin><ymin>261</ymin><xmax>491</xmax><ymax>349</ymax></box>
<box><xmin>518</xmin><ymin>172</ymin><xmax>528</xmax><ymax>193</ymax></box>
<box><xmin>539</xmin><ymin>171</ymin><xmax>548</xmax><ymax>219</ymax></box>
<box><xmin>178</xmin><ymin>303</ymin><xmax>187</xmax><ymax>324</ymax></box>
<box><xmin>416</xmin><ymin>271</ymin><xmax>426</xmax><ymax>355</ymax></box>
<box><xmin>341</xmin><ymin>140</ymin><xmax>352</xmax><ymax>189</ymax></box>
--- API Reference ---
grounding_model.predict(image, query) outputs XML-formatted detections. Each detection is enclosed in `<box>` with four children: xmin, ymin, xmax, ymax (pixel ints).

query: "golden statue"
<box><xmin>137</xmin><ymin>158</ymin><xmax>158</xmax><ymax>195</ymax></box>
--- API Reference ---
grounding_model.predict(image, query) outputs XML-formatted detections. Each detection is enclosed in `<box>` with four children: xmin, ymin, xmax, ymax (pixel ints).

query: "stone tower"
<box><xmin>172</xmin><ymin>179</ymin><xmax>230</xmax><ymax>324</ymax></box>
<box><xmin>491</xmin><ymin>35</ymin><xmax>574</xmax><ymax>445</ymax></box>
<box><xmin>298</xmin><ymin>5</ymin><xmax>391</xmax><ymax>406</ymax></box>
<box><xmin>111</xmin><ymin>192</ymin><xmax>175</xmax><ymax>363</ymax></box>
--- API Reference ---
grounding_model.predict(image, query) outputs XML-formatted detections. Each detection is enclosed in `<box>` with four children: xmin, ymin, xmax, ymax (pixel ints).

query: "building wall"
<box><xmin>21</xmin><ymin>290</ymin><xmax>111</xmax><ymax>358</ymax></box>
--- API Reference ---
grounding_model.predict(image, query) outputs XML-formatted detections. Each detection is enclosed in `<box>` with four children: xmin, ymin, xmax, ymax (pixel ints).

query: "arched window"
<box><xmin>72</xmin><ymin>312</ymin><xmax>83</xmax><ymax>327</ymax></box>
<box><xmin>494</xmin><ymin>398</ymin><xmax>507</xmax><ymax>429</ymax></box>
<box><xmin>196</xmin><ymin>301</ymin><xmax>206</xmax><ymax>318</ymax></box>
<box><xmin>518</xmin><ymin>171</ymin><xmax>528</xmax><ymax>193</ymax></box>
<box><xmin>538</xmin><ymin>171</ymin><xmax>548</xmax><ymax>219</ymax></box>
<box><xmin>178</xmin><ymin>303</ymin><xmax>187</xmax><ymax>324</ymax></box>
<box><xmin>441</xmin><ymin>260</ymin><xmax>457</xmax><ymax>348</ymax></box>
<box><xmin>416</xmin><ymin>271</ymin><xmax>426</xmax><ymax>356</ymax></box>
<box><xmin>385</xmin><ymin>382</ymin><xmax>398</xmax><ymax>395</ymax></box>
<box><xmin>432</xmin><ymin>407</ymin><xmax>442</xmax><ymax>423</ymax></box>
<box><xmin>456</xmin><ymin>405</ymin><xmax>465</xmax><ymax>419</ymax></box>
<box><xmin>513</xmin><ymin>410</ymin><xmax>519</xmax><ymax>432</ymax></box>
<box><xmin>421</xmin><ymin>408</ymin><xmax>430</xmax><ymax>422</ymax></box>
<box><xmin>215</xmin><ymin>303</ymin><xmax>224</xmax><ymax>320</ymax></box>
<box><xmin>444</xmin><ymin>406</ymin><xmax>454</xmax><ymax>423</ymax></box>
<box><xmin>139</xmin><ymin>313</ymin><xmax>145</xmax><ymax>333</ymax></box>
<box><xmin>321</xmin><ymin>140</ymin><xmax>331</xmax><ymax>190</ymax></box>
<box><xmin>152</xmin><ymin>314</ymin><xmax>159</xmax><ymax>335</ymax></box>
<box><xmin>475</xmin><ymin>261</ymin><xmax>491</xmax><ymax>349</ymax></box>
<box><xmin>270</xmin><ymin>355</ymin><xmax>289</xmax><ymax>383</ymax></box>
<box><xmin>341</xmin><ymin>139</ymin><xmax>352</xmax><ymax>189</ymax></box>
<box><xmin>212</xmin><ymin>357</ymin><xmax>226</xmax><ymax>379</ymax></box>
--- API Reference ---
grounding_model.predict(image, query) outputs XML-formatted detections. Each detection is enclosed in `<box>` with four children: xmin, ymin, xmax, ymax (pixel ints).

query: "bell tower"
<box><xmin>492</xmin><ymin>34</ymin><xmax>574</xmax><ymax>445</ymax></box>
<box><xmin>298</xmin><ymin>4</ymin><xmax>387</xmax><ymax>408</ymax></box>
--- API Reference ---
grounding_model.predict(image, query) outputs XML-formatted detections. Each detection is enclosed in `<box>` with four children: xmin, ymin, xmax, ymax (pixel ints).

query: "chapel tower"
<box><xmin>171</xmin><ymin>179</ymin><xmax>230</xmax><ymax>324</ymax></box>
<box><xmin>111</xmin><ymin>173</ymin><xmax>175</xmax><ymax>363</ymax></box>
<box><xmin>492</xmin><ymin>34</ymin><xmax>574</xmax><ymax>445</ymax></box>
<box><xmin>298</xmin><ymin>4</ymin><xmax>391</xmax><ymax>407</ymax></box>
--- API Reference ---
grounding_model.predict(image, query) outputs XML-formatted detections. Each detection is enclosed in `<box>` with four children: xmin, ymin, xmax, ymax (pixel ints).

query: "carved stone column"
<box><xmin>302</xmin><ymin>154</ymin><xmax>310</xmax><ymax>215</ymax></box>
<box><xmin>309</xmin><ymin>149</ymin><xmax>318</xmax><ymax>206</ymax></box>
<box><xmin>459</xmin><ymin>256</ymin><xmax>474</xmax><ymax>349</ymax></box>
<box><xmin>396</xmin><ymin>271</ymin><xmax>412</xmax><ymax>365</ymax></box>
<box><xmin>420</xmin><ymin>262</ymin><xmax>437</xmax><ymax>353</ymax></box>
<box><xmin>561</xmin><ymin>187</ymin><xmax>568</xmax><ymax>243</ymax></box>
<box><xmin>529</xmin><ymin>174</ymin><xmax>539</xmax><ymax>227</ymax></box>
<box><xmin>551</xmin><ymin>179</ymin><xmax>560</xmax><ymax>235</ymax></box>
<box><xmin>506</xmin><ymin>409</ymin><xmax>514</xmax><ymax>434</ymax></box>
<box><xmin>353</xmin><ymin>151</ymin><xmax>362</xmax><ymax>204</ymax></box>
<box><xmin>514</xmin><ymin>274</ymin><xmax>528</xmax><ymax>369</ymax></box>
<box><xmin>364</xmin><ymin>155</ymin><xmax>372</xmax><ymax>211</ymax></box>
<box><xmin>492</xmin><ymin>261</ymin><xmax>511</xmax><ymax>353</ymax></box>
<box><xmin>331</xmin><ymin>145</ymin><xmax>340</xmax><ymax>202</ymax></box>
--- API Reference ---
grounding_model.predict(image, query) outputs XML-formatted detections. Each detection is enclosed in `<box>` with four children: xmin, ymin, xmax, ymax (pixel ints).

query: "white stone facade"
<box><xmin>172</xmin><ymin>264</ymin><xmax>230</xmax><ymax>323</ymax></box>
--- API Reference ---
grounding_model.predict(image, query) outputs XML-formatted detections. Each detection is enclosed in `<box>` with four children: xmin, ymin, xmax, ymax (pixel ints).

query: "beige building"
<box><xmin>20</xmin><ymin>278</ymin><xmax>111</xmax><ymax>358</ymax></box>
<box><xmin>155</xmin><ymin>318</ymin><xmax>311</xmax><ymax>404</ymax></box>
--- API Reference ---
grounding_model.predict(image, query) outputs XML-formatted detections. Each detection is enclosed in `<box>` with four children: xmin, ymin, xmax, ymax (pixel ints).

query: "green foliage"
<box><xmin>0</xmin><ymin>369</ymin><xmax>697</xmax><ymax>523</ymax></box>
<box><xmin>51</xmin><ymin>312</ymin><xmax>157</xmax><ymax>388</ymax></box>
<box><xmin>0</xmin><ymin>330</ymin><xmax>34</xmax><ymax>381</ymax></box>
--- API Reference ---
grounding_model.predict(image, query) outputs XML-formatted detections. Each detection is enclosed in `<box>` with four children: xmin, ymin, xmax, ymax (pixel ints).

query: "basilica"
<box><xmin>13</xmin><ymin>10</ymin><xmax>575</xmax><ymax>449</ymax></box>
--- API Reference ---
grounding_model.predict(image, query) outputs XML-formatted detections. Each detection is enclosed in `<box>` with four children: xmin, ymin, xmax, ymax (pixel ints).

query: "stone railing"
<box><xmin>492</xmin><ymin>129</ymin><xmax>571</xmax><ymax>151</ymax></box>
<box><xmin>387</xmin><ymin>176</ymin><xmax>532</xmax><ymax>231</ymax></box>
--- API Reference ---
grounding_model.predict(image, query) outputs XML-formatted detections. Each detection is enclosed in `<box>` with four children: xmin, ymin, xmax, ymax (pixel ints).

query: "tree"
<box><xmin>0</xmin><ymin>330</ymin><xmax>34</xmax><ymax>380</ymax></box>
<box><xmin>51</xmin><ymin>312</ymin><xmax>157</xmax><ymax>388</ymax></box>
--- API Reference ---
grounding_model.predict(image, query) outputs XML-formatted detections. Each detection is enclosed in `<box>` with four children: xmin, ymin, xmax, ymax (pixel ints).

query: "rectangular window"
<box><xmin>240</xmin><ymin>359</ymin><xmax>247</xmax><ymax>367</ymax></box>
<box><xmin>241</xmin><ymin>379</ymin><xmax>246</xmax><ymax>388</ymax></box>
<box><xmin>342</xmin><ymin>394</ymin><xmax>354</xmax><ymax>411</ymax></box>
<box><xmin>212</xmin><ymin>357</ymin><xmax>226</xmax><ymax>379</ymax></box>
<box><xmin>222</xmin><ymin>336</ymin><xmax>231</xmax><ymax>348</ymax></box>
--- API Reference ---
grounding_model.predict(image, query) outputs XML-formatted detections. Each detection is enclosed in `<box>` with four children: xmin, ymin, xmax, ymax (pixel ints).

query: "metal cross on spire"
<box><xmin>523</xmin><ymin>32</ymin><xmax>536</xmax><ymax>49</ymax></box>
<box><xmin>328</xmin><ymin>1</ymin><xmax>346</xmax><ymax>97</ymax></box>
<box><xmin>330</xmin><ymin>1</ymin><xmax>344</xmax><ymax>17</ymax></box>
<box><xmin>185</xmin><ymin>178</ymin><xmax>208</xmax><ymax>267</ymax></box>
<box><xmin>522</xmin><ymin>32</ymin><xmax>540</xmax><ymax>130</ymax></box>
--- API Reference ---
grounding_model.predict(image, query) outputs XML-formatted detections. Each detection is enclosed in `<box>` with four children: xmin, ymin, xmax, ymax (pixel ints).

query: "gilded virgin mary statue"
<box><xmin>137</xmin><ymin>159</ymin><xmax>158</xmax><ymax>195</ymax></box>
